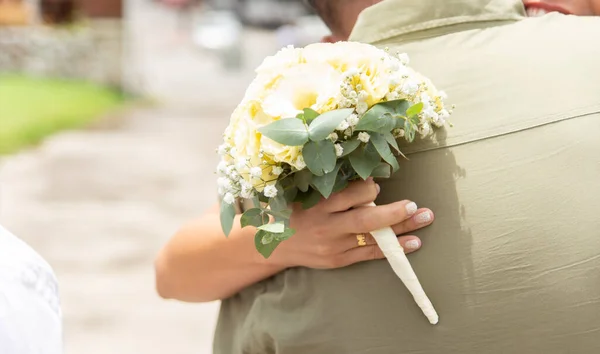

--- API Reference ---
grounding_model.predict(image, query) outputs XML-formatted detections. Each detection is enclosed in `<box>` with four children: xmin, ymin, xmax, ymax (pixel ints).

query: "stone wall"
<box><xmin>0</xmin><ymin>19</ymin><xmax>124</xmax><ymax>89</ymax></box>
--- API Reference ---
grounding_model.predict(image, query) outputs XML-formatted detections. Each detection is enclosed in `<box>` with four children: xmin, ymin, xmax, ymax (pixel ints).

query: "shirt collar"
<box><xmin>349</xmin><ymin>0</ymin><xmax>526</xmax><ymax>44</ymax></box>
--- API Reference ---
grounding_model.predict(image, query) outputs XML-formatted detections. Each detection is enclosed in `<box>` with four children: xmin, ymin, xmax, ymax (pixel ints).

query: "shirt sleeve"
<box><xmin>0</xmin><ymin>225</ymin><xmax>63</xmax><ymax>354</ymax></box>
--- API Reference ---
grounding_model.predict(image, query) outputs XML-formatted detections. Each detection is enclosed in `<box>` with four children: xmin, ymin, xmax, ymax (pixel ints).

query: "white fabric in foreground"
<box><xmin>0</xmin><ymin>224</ymin><xmax>62</xmax><ymax>354</ymax></box>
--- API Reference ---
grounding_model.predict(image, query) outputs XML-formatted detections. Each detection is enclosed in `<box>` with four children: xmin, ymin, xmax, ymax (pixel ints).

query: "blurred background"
<box><xmin>0</xmin><ymin>0</ymin><xmax>328</xmax><ymax>353</ymax></box>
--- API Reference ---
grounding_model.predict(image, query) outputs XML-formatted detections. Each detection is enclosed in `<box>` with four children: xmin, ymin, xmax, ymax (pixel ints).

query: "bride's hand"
<box><xmin>269</xmin><ymin>178</ymin><xmax>435</xmax><ymax>269</ymax></box>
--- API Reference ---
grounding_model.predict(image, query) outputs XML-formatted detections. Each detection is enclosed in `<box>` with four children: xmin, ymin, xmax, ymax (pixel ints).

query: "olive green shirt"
<box><xmin>214</xmin><ymin>1</ymin><xmax>600</xmax><ymax>353</ymax></box>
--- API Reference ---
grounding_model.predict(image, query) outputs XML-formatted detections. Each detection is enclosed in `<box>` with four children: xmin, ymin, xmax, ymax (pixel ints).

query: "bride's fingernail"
<box><xmin>405</xmin><ymin>239</ymin><xmax>421</xmax><ymax>250</ymax></box>
<box><xmin>375</xmin><ymin>184</ymin><xmax>381</xmax><ymax>194</ymax></box>
<box><xmin>405</xmin><ymin>202</ymin><xmax>418</xmax><ymax>216</ymax></box>
<box><xmin>415</xmin><ymin>211</ymin><xmax>432</xmax><ymax>224</ymax></box>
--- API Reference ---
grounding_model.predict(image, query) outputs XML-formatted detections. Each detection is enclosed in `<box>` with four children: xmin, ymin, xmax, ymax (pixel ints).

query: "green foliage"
<box><xmin>303</xmin><ymin>140</ymin><xmax>337</xmax><ymax>176</ymax></box>
<box><xmin>258</xmin><ymin>118</ymin><xmax>309</xmax><ymax>146</ymax></box>
<box><xmin>349</xmin><ymin>142</ymin><xmax>381</xmax><ymax>180</ymax></box>
<box><xmin>406</xmin><ymin>102</ymin><xmax>424</xmax><ymax>118</ymax></box>
<box><xmin>371</xmin><ymin>133</ymin><xmax>400</xmax><ymax>172</ymax></box>
<box><xmin>240</xmin><ymin>208</ymin><xmax>267</xmax><ymax>228</ymax></box>
<box><xmin>303</xmin><ymin>108</ymin><xmax>321</xmax><ymax>124</ymax></box>
<box><xmin>311</xmin><ymin>162</ymin><xmax>343</xmax><ymax>198</ymax></box>
<box><xmin>356</xmin><ymin>99</ymin><xmax>410</xmax><ymax>134</ymax></box>
<box><xmin>308</xmin><ymin>108</ymin><xmax>353</xmax><ymax>141</ymax></box>
<box><xmin>220</xmin><ymin>201</ymin><xmax>236</xmax><ymax>237</ymax></box>
<box><xmin>371</xmin><ymin>163</ymin><xmax>392</xmax><ymax>178</ymax></box>
<box><xmin>340</xmin><ymin>138</ymin><xmax>361</xmax><ymax>157</ymax></box>
<box><xmin>293</xmin><ymin>169</ymin><xmax>313</xmax><ymax>192</ymax></box>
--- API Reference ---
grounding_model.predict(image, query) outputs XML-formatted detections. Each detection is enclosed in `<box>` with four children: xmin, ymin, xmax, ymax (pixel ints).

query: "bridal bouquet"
<box><xmin>216</xmin><ymin>42</ymin><xmax>451</xmax><ymax>324</ymax></box>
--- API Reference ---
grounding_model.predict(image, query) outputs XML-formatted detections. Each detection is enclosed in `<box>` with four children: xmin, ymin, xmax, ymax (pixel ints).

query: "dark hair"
<box><xmin>306</xmin><ymin>0</ymin><xmax>341</xmax><ymax>33</ymax></box>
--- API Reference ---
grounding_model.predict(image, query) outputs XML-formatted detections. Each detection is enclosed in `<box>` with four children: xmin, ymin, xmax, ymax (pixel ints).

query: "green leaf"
<box><xmin>405</xmin><ymin>123</ymin><xmax>416</xmax><ymax>143</ymax></box>
<box><xmin>251</xmin><ymin>194</ymin><xmax>261</xmax><ymax>208</ymax></box>
<box><xmin>220</xmin><ymin>201</ymin><xmax>236</xmax><ymax>237</ymax></box>
<box><xmin>254</xmin><ymin>230</ymin><xmax>282</xmax><ymax>258</ymax></box>
<box><xmin>241</xmin><ymin>208</ymin><xmax>267</xmax><ymax>228</ymax></box>
<box><xmin>394</xmin><ymin>118</ymin><xmax>406</xmax><ymax>130</ymax></box>
<box><xmin>357</xmin><ymin>100</ymin><xmax>410</xmax><ymax>133</ymax></box>
<box><xmin>340</xmin><ymin>139</ymin><xmax>361</xmax><ymax>157</ymax></box>
<box><xmin>293</xmin><ymin>169</ymin><xmax>313</xmax><ymax>192</ymax></box>
<box><xmin>258</xmin><ymin>118</ymin><xmax>309</xmax><ymax>146</ymax></box>
<box><xmin>383</xmin><ymin>131</ymin><xmax>400</xmax><ymax>153</ymax></box>
<box><xmin>303</xmin><ymin>108</ymin><xmax>320</xmax><ymax>125</ymax></box>
<box><xmin>284</xmin><ymin>186</ymin><xmax>298</xmax><ymax>204</ymax></box>
<box><xmin>371</xmin><ymin>133</ymin><xmax>400</xmax><ymax>173</ymax></box>
<box><xmin>270</xmin><ymin>186</ymin><xmax>288</xmax><ymax>212</ymax></box>
<box><xmin>406</xmin><ymin>102</ymin><xmax>424</xmax><ymax>117</ymax></box>
<box><xmin>295</xmin><ymin>188</ymin><xmax>323</xmax><ymax>209</ymax></box>
<box><xmin>349</xmin><ymin>143</ymin><xmax>381</xmax><ymax>180</ymax></box>
<box><xmin>302</xmin><ymin>140</ymin><xmax>337</xmax><ymax>176</ymax></box>
<box><xmin>308</xmin><ymin>108</ymin><xmax>354</xmax><ymax>141</ymax></box>
<box><xmin>275</xmin><ymin>227</ymin><xmax>296</xmax><ymax>241</ymax></box>
<box><xmin>311</xmin><ymin>162</ymin><xmax>343</xmax><ymax>199</ymax></box>
<box><xmin>258</xmin><ymin>222</ymin><xmax>285</xmax><ymax>233</ymax></box>
<box><xmin>265</xmin><ymin>209</ymin><xmax>293</xmax><ymax>220</ymax></box>
<box><xmin>371</xmin><ymin>163</ymin><xmax>392</xmax><ymax>178</ymax></box>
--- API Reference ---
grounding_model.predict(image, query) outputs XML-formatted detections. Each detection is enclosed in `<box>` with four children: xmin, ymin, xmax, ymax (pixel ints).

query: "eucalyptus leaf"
<box><xmin>265</xmin><ymin>209</ymin><xmax>293</xmax><ymax>220</ymax></box>
<box><xmin>357</xmin><ymin>100</ymin><xmax>410</xmax><ymax>133</ymax></box>
<box><xmin>383</xmin><ymin>131</ymin><xmax>400</xmax><ymax>153</ymax></box>
<box><xmin>312</xmin><ymin>162</ymin><xmax>343</xmax><ymax>199</ymax></box>
<box><xmin>303</xmin><ymin>108</ymin><xmax>320</xmax><ymax>124</ymax></box>
<box><xmin>270</xmin><ymin>187</ymin><xmax>288</xmax><ymax>212</ymax></box>
<box><xmin>220</xmin><ymin>201</ymin><xmax>236</xmax><ymax>237</ymax></box>
<box><xmin>258</xmin><ymin>118</ymin><xmax>309</xmax><ymax>146</ymax></box>
<box><xmin>251</xmin><ymin>194</ymin><xmax>261</xmax><ymax>208</ymax></box>
<box><xmin>258</xmin><ymin>222</ymin><xmax>285</xmax><ymax>233</ymax></box>
<box><xmin>240</xmin><ymin>208</ymin><xmax>265</xmax><ymax>228</ymax></box>
<box><xmin>340</xmin><ymin>139</ymin><xmax>361</xmax><ymax>157</ymax></box>
<box><xmin>295</xmin><ymin>188</ymin><xmax>323</xmax><ymax>209</ymax></box>
<box><xmin>406</xmin><ymin>102</ymin><xmax>424</xmax><ymax>117</ymax></box>
<box><xmin>254</xmin><ymin>230</ymin><xmax>282</xmax><ymax>258</ymax></box>
<box><xmin>303</xmin><ymin>140</ymin><xmax>337</xmax><ymax>176</ymax></box>
<box><xmin>293</xmin><ymin>169</ymin><xmax>313</xmax><ymax>192</ymax></box>
<box><xmin>308</xmin><ymin>108</ymin><xmax>354</xmax><ymax>141</ymax></box>
<box><xmin>371</xmin><ymin>163</ymin><xmax>392</xmax><ymax>178</ymax></box>
<box><xmin>275</xmin><ymin>227</ymin><xmax>296</xmax><ymax>241</ymax></box>
<box><xmin>405</xmin><ymin>123</ymin><xmax>416</xmax><ymax>143</ymax></box>
<box><xmin>371</xmin><ymin>133</ymin><xmax>400</xmax><ymax>172</ymax></box>
<box><xmin>349</xmin><ymin>143</ymin><xmax>381</xmax><ymax>180</ymax></box>
<box><xmin>284</xmin><ymin>186</ymin><xmax>298</xmax><ymax>204</ymax></box>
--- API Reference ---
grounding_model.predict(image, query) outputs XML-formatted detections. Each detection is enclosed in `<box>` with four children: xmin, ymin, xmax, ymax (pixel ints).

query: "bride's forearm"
<box><xmin>154</xmin><ymin>205</ymin><xmax>285</xmax><ymax>303</ymax></box>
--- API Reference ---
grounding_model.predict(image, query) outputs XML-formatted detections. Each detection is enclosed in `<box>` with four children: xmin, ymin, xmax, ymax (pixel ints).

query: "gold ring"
<box><xmin>356</xmin><ymin>234</ymin><xmax>367</xmax><ymax>247</ymax></box>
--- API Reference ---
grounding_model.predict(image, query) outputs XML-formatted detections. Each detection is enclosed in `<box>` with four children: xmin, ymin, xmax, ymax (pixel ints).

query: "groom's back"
<box><xmin>370</xmin><ymin>9</ymin><xmax>600</xmax><ymax>354</ymax></box>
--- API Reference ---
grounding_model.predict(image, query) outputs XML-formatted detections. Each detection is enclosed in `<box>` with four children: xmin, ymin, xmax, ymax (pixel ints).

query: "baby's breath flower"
<box><xmin>419</xmin><ymin>122</ymin><xmax>431</xmax><ymax>138</ymax></box>
<box><xmin>393</xmin><ymin>128</ymin><xmax>405</xmax><ymax>138</ymax></box>
<box><xmin>398</xmin><ymin>53</ymin><xmax>410</xmax><ymax>65</ymax></box>
<box><xmin>336</xmin><ymin>120</ymin><xmax>350</xmax><ymax>131</ymax></box>
<box><xmin>250</xmin><ymin>167</ymin><xmax>263</xmax><ymax>178</ymax></box>
<box><xmin>217</xmin><ymin>144</ymin><xmax>229</xmax><ymax>156</ymax></box>
<box><xmin>357</xmin><ymin>90</ymin><xmax>369</xmax><ymax>102</ymax></box>
<box><xmin>223</xmin><ymin>193</ymin><xmax>236</xmax><ymax>205</ymax></box>
<box><xmin>335</xmin><ymin>144</ymin><xmax>344</xmax><ymax>157</ymax></box>
<box><xmin>328</xmin><ymin>132</ymin><xmax>339</xmax><ymax>141</ymax></box>
<box><xmin>347</xmin><ymin>114</ymin><xmax>359</xmax><ymax>126</ymax></box>
<box><xmin>271</xmin><ymin>166</ymin><xmax>284</xmax><ymax>176</ymax></box>
<box><xmin>356</xmin><ymin>102</ymin><xmax>369</xmax><ymax>115</ymax></box>
<box><xmin>358</xmin><ymin>132</ymin><xmax>371</xmax><ymax>143</ymax></box>
<box><xmin>402</xmin><ymin>80</ymin><xmax>419</xmax><ymax>95</ymax></box>
<box><xmin>263</xmin><ymin>185</ymin><xmax>278</xmax><ymax>198</ymax></box>
<box><xmin>217</xmin><ymin>161</ymin><xmax>229</xmax><ymax>174</ymax></box>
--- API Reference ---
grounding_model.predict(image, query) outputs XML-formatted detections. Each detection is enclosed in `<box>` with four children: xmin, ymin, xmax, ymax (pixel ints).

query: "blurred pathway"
<box><xmin>0</xmin><ymin>0</ymin><xmax>280</xmax><ymax>353</ymax></box>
